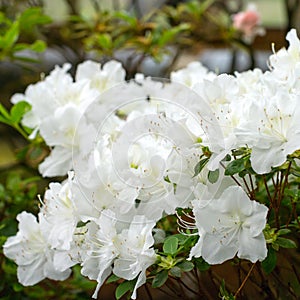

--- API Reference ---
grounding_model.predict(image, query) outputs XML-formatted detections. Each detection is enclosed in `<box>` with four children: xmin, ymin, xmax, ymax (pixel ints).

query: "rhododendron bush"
<box><xmin>2</xmin><ymin>29</ymin><xmax>300</xmax><ymax>299</ymax></box>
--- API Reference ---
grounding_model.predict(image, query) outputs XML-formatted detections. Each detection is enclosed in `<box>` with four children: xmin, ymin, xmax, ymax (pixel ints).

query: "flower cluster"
<box><xmin>3</xmin><ymin>29</ymin><xmax>300</xmax><ymax>298</ymax></box>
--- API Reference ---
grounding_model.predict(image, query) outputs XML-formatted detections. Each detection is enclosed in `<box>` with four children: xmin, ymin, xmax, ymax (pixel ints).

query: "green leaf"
<box><xmin>106</xmin><ymin>274</ymin><xmax>120</xmax><ymax>284</ymax></box>
<box><xmin>225</xmin><ymin>158</ymin><xmax>245</xmax><ymax>176</ymax></box>
<box><xmin>115</xmin><ymin>280</ymin><xmax>136</xmax><ymax>300</ymax></box>
<box><xmin>0</xmin><ymin>184</ymin><xmax>5</xmax><ymax>200</ymax></box>
<box><xmin>0</xmin><ymin>12</ymin><xmax>10</xmax><ymax>26</ymax></box>
<box><xmin>0</xmin><ymin>221</ymin><xmax>5</xmax><ymax>230</ymax></box>
<box><xmin>13</xmin><ymin>282</ymin><xmax>23</xmax><ymax>292</ymax></box>
<box><xmin>275</xmin><ymin>237</ymin><xmax>297</xmax><ymax>249</ymax></box>
<box><xmin>194</xmin><ymin>257</ymin><xmax>210</xmax><ymax>271</ymax></box>
<box><xmin>193</xmin><ymin>157</ymin><xmax>209</xmax><ymax>177</ymax></box>
<box><xmin>231</xmin><ymin>147</ymin><xmax>249</xmax><ymax>156</ymax></box>
<box><xmin>97</xmin><ymin>33</ymin><xmax>113</xmax><ymax>50</ymax></box>
<box><xmin>219</xmin><ymin>279</ymin><xmax>235</xmax><ymax>300</ymax></box>
<box><xmin>198</xmin><ymin>0</ymin><xmax>215</xmax><ymax>14</ymax></box>
<box><xmin>11</xmin><ymin>43</ymin><xmax>28</xmax><ymax>52</ymax></box>
<box><xmin>0</xmin><ymin>115</ymin><xmax>11</xmax><ymax>125</ymax></box>
<box><xmin>29</xmin><ymin>146</ymin><xmax>44</xmax><ymax>161</ymax></box>
<box><xmin>11</xmin><ymin>55</ymin><xmax>39</xmax><ymax>63</ymax></box>
<box><xmin>114</xmin><ymin>11</ymin><xmax>137</xmax><ymax>27</ymax></box>
<box><xmin>177</xmin><ymin>261</ymin><xmax>194</xmax><ymax>272</ymax></box>
<box><xmin>163</xmin><ymin>236</ymin><xmax>179</xmax><ymax>255</ymax></box>
<box><xmin>272</xmin><ymin>243</ymin><xmax>279</xmax><ymax>251</ymax></box>
<box><xmin>10</xmin><ymin>101</ymin><xmax>31</xmax><ymax>123</ymax></box>
<box><xmin>2</xmin><ymin>21</ymin><xmax>19</xmax><ymax>49</ymax></box>
<box><xmin>0</xmin><ymin>235</ymin><xmax>8</xmax><ymax>247</ymax></box>
<box><xmin>261</xmin><ymin>247</ymin><xmax>276</xmax><ymax>274</ymax></box>
<box><xmin>170</xmin><ymin>266</ymin><xmax>181</xmax><ymax>277</ymax></box>
<box><xmin>171</xmin><ymin>233</ymin><xmax>189</xmax><ymax>245</ymax></box>
<box><xmin>158</xmin><ymin>23</ymin><xmax>190</xmax><ymax>46</ymax></box>
<box><xmin>285</xmin><ymin>189</ymin><xmax>300</xmax><ymax>201</ymax></box>
<box><xmin>0</xmin><ymin>103</ymin><xmax>10</xmax><ymax>119</ymax></box>
<box><xmin>28</xmin><ymin>184</ymin><xmax>38</xmax><ymax>199</ymax></box>
<box><xmin>6</xmin><ymin>172</ymin><xmax>21</xmax><ymax>191</ymax></box>
<box><xmin>18</xmin><ymin>7</ymin><xmax>52</xmax><ymax>32</ymax></box>
<box><xmin>152</xmin><ymin>270</ymin><xmax>168</xmax><ymax>288</ymax></box>
<box><xmin>29</xmin><ymin>40</ymin><xmax>46</xmax><ymax>52</ymax></box>
<box><xmin>277</xmin><ymin>229</ymin><xmax>291</xmax><ymax>236</ymax></box>
<box><xmin>223</xmin><ymin>154</ymin><xmax>231</xmax><ymax>161</ymax></box>
<box><xmin>208</xmin><ymin>169</ymin><xmax>219</xmax><ymax>183</ymax></box>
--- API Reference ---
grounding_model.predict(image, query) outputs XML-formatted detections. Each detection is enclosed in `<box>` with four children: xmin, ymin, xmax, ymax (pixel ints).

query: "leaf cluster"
<box><xmin>0</xmin><ymin>7</ymin><xmax>51</xmax><ymax>62</ymax></box>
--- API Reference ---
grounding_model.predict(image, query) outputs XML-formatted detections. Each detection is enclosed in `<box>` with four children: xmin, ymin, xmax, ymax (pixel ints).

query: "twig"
<box><xmin>234</xmin><ymin>262</ymin><xmax>256</xmax><ymax>298</ymax></box>
<box><xmin>248</xmin><ymin>173</ymin><xmax>255</xmax><ymax>192</ymax></box>
<box><xmin>242</xmin><ymin>177</ymin><xmax>252</xmax><ymax>197</ymax></box>
<box><xmin>262</xmin><ymin>175</ymin><xmax>272</xmax><ymax>202</ymax></box>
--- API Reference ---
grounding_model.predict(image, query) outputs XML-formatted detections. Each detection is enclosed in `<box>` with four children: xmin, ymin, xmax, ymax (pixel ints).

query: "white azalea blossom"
<box><xmin>268</xmin><ymin>28</ymin><xmax>300</xmax><ymax>87</ymax></box>
<box><xmin>192</xmin><ymin>74</ymin><xmax>244</xmax><ymax>169</ymax></box>
<box><xmin>38</xmin><ymin>104</ymin><xmax>96</xmax><ymax>177</ymax></box>
<box><xmin>40</xmin><ymin>173</ymin><xmax>78</xmax><ymax>250</ymax></box>
<box><xmin>171</xmin><ymin>61</ymin><xmax>216</xmax><ymax>87</ymax></box>
<box><xmin>113</xmin><ymin>216</ymin><xmax>156</xmax><ymax>299</ymax></box>
<box><xmin>190</xmin><ymin>186</ymin><xmax>268</xmax><ymax>264</ymax></box>
<box><xmin>11</xmin><ymin>64</ymin><xmax>97</xmax><ymax>135</ymax></box>
<box><xmin>75</xmin><ymin>60</ymin><xmax>126</xmax><ymax>92</ymax></box>
<box><xmin>81</xmin><ymin>210</ymin><xmax>119</xmax><ymax>299</ymax></box>
<box><xmin>82</xmin><ymin>211</ymin><xmax>156</xmax><ymax>300</ymax></box>
<box><xmin>3</xmin><ymin>212</ymin><xmax>72</xmax><ymax>286</ymax></box>
<box><xmin>236</xmin><ymin>91</ymin><xmax>300</xmax><ymax>174</ymax></box>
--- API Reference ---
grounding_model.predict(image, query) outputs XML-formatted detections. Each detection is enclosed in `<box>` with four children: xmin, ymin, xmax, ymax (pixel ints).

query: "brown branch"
<box><xmin>234</xmin><ymin>262</ymin><xmax>256</xmax><ymax>298</ymax></box>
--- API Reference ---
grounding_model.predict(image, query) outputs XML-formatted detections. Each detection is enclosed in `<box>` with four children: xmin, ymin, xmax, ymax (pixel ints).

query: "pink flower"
<box><xmin>232</xmin><ymin>4</ymin><xmax>264</xmax><ymax>41</ymax></box>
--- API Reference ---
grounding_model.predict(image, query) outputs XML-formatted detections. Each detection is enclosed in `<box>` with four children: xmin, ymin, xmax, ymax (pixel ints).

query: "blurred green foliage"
<box><xmin>60</xmin><ymin>0</ymin><xmax>243</xmax><ymax>76</ymax></box>
<box><xmin>0</xmin><ymin>7</ymin><xmax>51</xmax><ymax>62</ymax></box>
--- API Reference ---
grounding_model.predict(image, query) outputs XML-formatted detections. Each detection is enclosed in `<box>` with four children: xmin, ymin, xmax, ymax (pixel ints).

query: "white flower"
<box><xmin>52</xmin><ymin>226</ymin><xmax>87</xmax><ymax>272</ymax></box>
<box><xmin>75</xmin><ymin>60</ymin><xmax>126</xmax><ymax>92</ymax></box>
<box><xmin>38</xmin><ymin>146</ymin><xmax>73</xmax><ymax>178</ymax></box>
<box><xmin>269</xmin><ymin>29</ymin><xmax>300</xmax><ymax>87</ymax></box>
<box><xmin>38</xmin><ymin>104</ymin><xmax>96</xmax><ymax>177</ymax></box>
<box><xmin>234</xmin><ymin>68</ymin><xmax>264</xmax><ymax>94</ymax></box>
<box><xmin>81</xmin><ymin>211</ymin><xmax>156</xmax><ymax>300</ymax></box>
<box><xmin>194</xmin><ymin>74</ymin><xmax>239</xmax><ymax>107</ymax></box>
<box><xmin>190</xmin><ymin>186</ymin><xmax>268</xmax><ymax>264</ymax></box>
<box><xmin>192</xmin><ymin>74</ymin><xmax>244</xmax><ymax>169</ymax></box>
<box><xmin>236</xmin><ymin>91</ymin><xmax>300</xmax><ymax>174</ymax></box>
<box><xmin>113</xmin><ymin>215</ymin><xmax>156</xmax><ymax>300</ymax></box>
<box><xmin>171</xmin><ymin>61</ymin><xmax>216</xmax><ymax>87</ymax></box>
<box><xmin>40</xmin><ymin>173</ymin><xmax>78</xmax><ymax>250</ymax></box>
<box><xmin>3</xmin><ymin>212</ymin><xmax>71</xmax><ymax>286</ymax></box>
<box><xmin>11</xmin><ymin>64</ymin><xmax>98</xmax><ymax>138</ymax></box>
<box><xmin>81</xmin><ymin>210</ymin><xmax>119</xmax><ymax>299</ymax></box>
